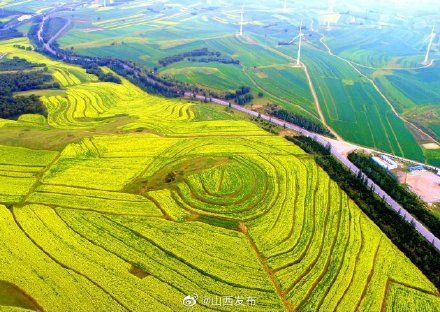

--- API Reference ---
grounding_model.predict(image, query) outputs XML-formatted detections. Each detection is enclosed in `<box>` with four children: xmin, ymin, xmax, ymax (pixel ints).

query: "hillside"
<box><xmin>0</xmin><ymin>38</ymin><xmax>439</xmax><ymax>311</ymax></box>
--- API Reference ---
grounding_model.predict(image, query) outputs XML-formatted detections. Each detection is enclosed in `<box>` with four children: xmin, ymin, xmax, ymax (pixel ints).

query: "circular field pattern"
<box><xmin>0</xmin><ymin>40</ymin><xmax>438</xmax><ymax>312</ymax></box>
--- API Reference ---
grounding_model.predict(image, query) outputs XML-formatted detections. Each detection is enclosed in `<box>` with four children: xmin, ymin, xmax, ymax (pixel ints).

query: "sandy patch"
<box><xmin>423</xmin><ymin>143</ymin><xmax>440</xmax><ymax>150</ymax></box>
<box><xmin>82</xmin><ymin>28</ymin><xmax>104</xmax><ymax>33</ymax></box>
<box><xmin>406</xmin><ymin>170</ymin><xmax>440</xmax><ymax>203</ymax></box>
<box><xmin>255</xmin><ymin>71</ymin><xmax>268</xmax><ymax>79</ymax></box>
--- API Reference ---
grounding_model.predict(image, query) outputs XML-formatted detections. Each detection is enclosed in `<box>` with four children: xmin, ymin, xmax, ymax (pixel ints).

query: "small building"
<box><xmin>380</xmin><ymin>155</ymin><xmax>398</xmax><ymax>169</ymax></box>
<box><xmin>17</xmin><ymin>15</ymin><xmax>32</xmax><ymax>22</ymax></box>
<box><xmin>371</xmin><ymin>154</ymin><xmax>398</xmax><ymax>171</ymax></box>
<box><xmin>371</xmin><ymin>156</ymin><xmax>397</xmax><ymax>171</ymax></box>
<box><xmin>409</xmin><ymin>165</ymin><xmax>424</xmax><ymax>173</ymax></box>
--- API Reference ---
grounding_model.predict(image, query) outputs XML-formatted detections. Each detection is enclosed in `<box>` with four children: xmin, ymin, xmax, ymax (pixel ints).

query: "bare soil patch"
<box><xmin>406</xmin><ymin>170</ymin><xmax>440</xmax><ymax>204</ymax></box>
<box><xmin>0</xmin><ymin>280</ymin><xmax>42</xmax><ymax>311</ymax></box>
<box><xmin>423</xmin><ymin>143</ymin><xmax>440</xmax><ymax>150</ymax></box>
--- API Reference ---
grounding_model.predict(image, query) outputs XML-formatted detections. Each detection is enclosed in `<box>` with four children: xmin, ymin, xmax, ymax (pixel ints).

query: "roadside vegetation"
<box><xmin>288</xmin><ymin>136</ymin><xmax>440</xmax><ymax>288</ymax></box>
<box><xmin>348</xmin><ymin>152</ymin><xmax>440</xmax><ymax>236</ymax></box>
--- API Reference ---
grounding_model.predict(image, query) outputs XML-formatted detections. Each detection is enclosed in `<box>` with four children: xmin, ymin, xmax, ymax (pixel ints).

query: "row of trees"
<box><xmin>158</xmin><ymin>48</ymin><xmax>239</xmax><ymax>67</ymax></box>
<box><xmin>12</xmin><ymin>44</ymin><xmax>33</xmax><ymax>51</ymax></box>
<box><xmin>265</xmin><ymin>104</ymin><xmax>333</xmax><ymax>137</ymax></box>
<box><xmin>0</xmin><ymin>56</ymin><xmax>43</xmax><ymax>71</ymax></box>
<box><xmin>28</xmin><ymin>19</ymin><xmax>123</xmax><ymax>85</ymax></box>
<box><xmin>0</xmin><ymin>71</ymin><xmax>56</xmax><ymax>96</ymax></box>
<box><xmin>28</xmin><ymin>20</ymin><xmax>201</xmax><ymax>97</ymax></box>
<box><xmin>85</xmin><ymin>66</ymin><xmax>121</xmax><ymax>84</ymax></box>
<box><xmin>287</xmin><ymin>135</ymin><xmax>440</xmax><ymax>289</ymax></box>
<box><xmin>0</xmin><ymin>28</ymin><xmax>22</xmax><ymax>40</ymax></box>
<box><xmin>348</xmin><ymin>152</ymin><xmax>440</xmax><ymax>237</ymax></box>
<box><xmin>225</xmin><ymin>86</ymin><xmax>254</xmax><ymax>105</ymax></box>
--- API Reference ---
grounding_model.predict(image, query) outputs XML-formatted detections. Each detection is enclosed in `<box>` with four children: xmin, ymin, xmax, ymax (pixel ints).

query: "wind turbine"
<box><xmin>283</xmin><ymin>0</ymin><xmax>287</xmax><ymax>12</ymax></box>
<box><xmin>239</xmin><ymin>5</ymin><xmax>244</xmax><ymax>36</ymax></box>
<box><xmin>285</xmin><ymin>20</ymin><xmax>304</xmax><ymax>66</ymax></box>
<box><xmin>326</xmin><ymin>0</ymin><xmax>334</xmax><ymax>31</ymax></box>
<box><xmin>423</xmin><ymin>25</ymin><xmax>436</xmax><ymax>65</ymax></box>
<box><xmin>296</xmin><ymin>20</ymin><xmax>304</xmax><ymax>66</ymax></box>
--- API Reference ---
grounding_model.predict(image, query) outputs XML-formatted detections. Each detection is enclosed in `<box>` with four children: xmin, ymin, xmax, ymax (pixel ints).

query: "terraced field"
<box><xmin>0</xmin><ymin>38</ymin><xmax>439</xmax><ymax>311</ymax></box>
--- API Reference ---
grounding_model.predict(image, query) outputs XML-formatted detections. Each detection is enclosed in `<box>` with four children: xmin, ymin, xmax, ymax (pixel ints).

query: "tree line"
<box><xmin>265</xmin><ymin>104</ymin><xmax>333</xmax><ymax>137</ymax></box>
<box><xmin>0</xmin><ymin>70</ymin><xmax>57</xmax><ymax>96</ymax></box>
<box><xmin>287</xmin><ymin>135</ymin><xmax>440</xmax><ymax>289</ymax></box>
<box><xmin>225</xmin><ymin>86</ymin><xmax>254</xmax><ymax>105</ymax></box>
<box><xmin>158</xmin><ymin>48</ymin><xmax>239</xmax><ymax>67</ymax></box>
<box><xmin>28</xmin><ymin>20</ymin><xmax>198</xmax><ymax>97</ymax></box>
<box><xmin>0</xmin><ymin>95</ymin><xmax>46</xmax><ymax>119</ymax></box>
<box><xmin>0</xmin><ymin>56</ymin><xmax>44</xmax><ymax>71</ymax></box>
<box><xmin>0</xmin><ymin>28</ymin><xmax>22</xmax><ymax>40</ymax></box>
<box><xmin>0</xmin><ymin>69</ymin><xmax>53</xmax><ymax>119</ymax></box>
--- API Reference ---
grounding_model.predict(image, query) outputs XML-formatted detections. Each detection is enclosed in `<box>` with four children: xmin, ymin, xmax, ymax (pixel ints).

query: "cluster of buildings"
<box><xmin>371</xmin><ymin>154</ymin><xmax>398</xmax><ymax>171</ymax></box>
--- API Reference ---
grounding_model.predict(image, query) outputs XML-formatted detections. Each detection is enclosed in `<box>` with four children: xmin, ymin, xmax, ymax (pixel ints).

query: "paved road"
<box><xmin>34</xmin><ymin>9</ymin><xmax>440</xmax><ymax>251</ymax></box>
<box><xmin>186</xmin><ymin>93</ymin><xmax>440</xmax><ymax>251</ymax></box>
<box><xmin>38</xmin><ymin>17</ymin><xmax>71</xmax><ymax>56</ymax></box>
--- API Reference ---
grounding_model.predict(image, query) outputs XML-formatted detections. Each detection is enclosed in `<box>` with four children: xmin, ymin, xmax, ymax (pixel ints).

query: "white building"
<box><xmin>372</xmin><ymin>156</ymin><xmax>398</xmax><ymax>171</ymax></box>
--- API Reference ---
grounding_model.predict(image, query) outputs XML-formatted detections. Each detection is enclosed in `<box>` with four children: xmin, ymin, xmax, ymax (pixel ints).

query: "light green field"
<box><xmin>0</xmin><ymin>39</ymin><xmax>439</xmax><ymax>311</ymax></box>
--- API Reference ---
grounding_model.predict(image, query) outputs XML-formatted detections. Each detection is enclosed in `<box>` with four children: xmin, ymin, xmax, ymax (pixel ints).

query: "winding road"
<box><xmin>186</xmin><ymin>92</ymin><xmax>440</xmax><ymax>251</ymax></box>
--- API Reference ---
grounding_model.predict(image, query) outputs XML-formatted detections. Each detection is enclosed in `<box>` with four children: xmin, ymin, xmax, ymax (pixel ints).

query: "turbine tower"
<box><xmin>283</xmin><ymin>0</ymin><xmax>287</xmax><ymax>12</ymax></box>
<box><xmin>423</xmin><ymin>25</ymin><xmax>436</xmax><ymax>65</ymax></box>
<box><xmin>239</xmin><ymin>5</ymin><xmax>244</xmax><ymax>36</ymax></box>
<box><xmin>297</xmin><ymin>20</ymin><xmax>304</xmax><ymax>66</ymax></box>
<box><xmin>326</xmin><ymin>0</ymin><xmax>334</xmax><ymax>31</ymax></box>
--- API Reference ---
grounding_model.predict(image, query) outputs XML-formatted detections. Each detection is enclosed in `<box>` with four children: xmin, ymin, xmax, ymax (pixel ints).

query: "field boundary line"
<box><xmin>317</xmin><ymin>33</ymin><xmax>440</xmax><ymax>146</ymax></box>
<box><xmin>239</xmin><ymin>222</ymin><xmax>293</xmax><ymax>311</ymax></box>
<box><xmin>10</xmin><ymin>208</ymin><xmax>130</xmax><ymax>310</ymax></box>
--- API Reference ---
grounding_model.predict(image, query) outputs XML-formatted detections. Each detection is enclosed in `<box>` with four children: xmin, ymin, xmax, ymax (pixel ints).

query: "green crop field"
<box><xmin>0</xmin><ymin>38</ymin><xmax>438</xmax><ymax>311</ymax></box>
<box><xmin>295</xmin><ymin>46</ymin><xmax>426</xmax><ymax>161</ymax></box>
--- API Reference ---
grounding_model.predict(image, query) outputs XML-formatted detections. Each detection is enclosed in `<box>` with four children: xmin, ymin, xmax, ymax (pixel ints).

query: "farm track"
<box><xmin>318</xmin><ymin>34</ymin><xmax>440</xmax><ymax>147</ymax></box>
<box><xmin>243</xmin><ymin>38</ymin><xmax>339</xmax><ymax>137</ymax></box>
<box><xmin>300</xmin><ymin>61</ymin><xmax>342</xmax><ymax>140</ymax></box>
<box><xmin>240</xmin><ymin>222</ymin><xmax>293</xmax><ymax>311</ymax></box>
